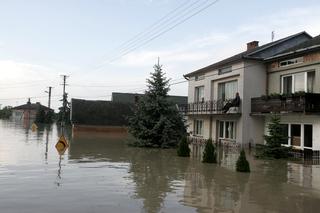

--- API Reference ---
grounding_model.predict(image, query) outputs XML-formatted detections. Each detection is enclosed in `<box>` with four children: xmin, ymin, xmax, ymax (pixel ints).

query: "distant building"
<box><xmin>12</xmin><ymin>99</ymin><xmax>53</xmax><ymax>121</ymax></box>
<box><xmin>71</xmin><ymin>92</ymin><xmax>187</xmax><ymax>132</ymax></box>
<box><xmin>111</xmin><ymin>92</ymin><xmax>188</xmax><ymax>105</ymax></box>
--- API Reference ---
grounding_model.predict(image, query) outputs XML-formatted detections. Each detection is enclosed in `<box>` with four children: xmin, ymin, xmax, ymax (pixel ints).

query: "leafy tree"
<box><xmin>35</xmin><ymin>107</ymin><xmax>54</xmax><ymax>124</ymax></box>
<box><xmin>35</xmin><ymin>108</ymin><xmax>46</xmax><ymax>123</ymax></box>
<box><xmin>202</xmin><ymin>139</ymin><xmax>217</xmax><ymax>163</ymax></box>
<box><xmin>128</xmin><ymin>63</ymin><xmax>186</xmax><ymax>148</ymax></box>
<box><xmin>0</xmin><ymin>106</ymin><xmax>12</xmax><ymax>119</ymax></box>
<box><xmin>177</xmin><ymin>136</ymin><xmax>190</xmax><ymax>157</ymax></box>
<box><xmin>256</xmin><ymin>115</ymin><xmax>291</xmax><ymax>159</ymax></box>
<box><xmin>236</xmin><ymin>149</ymin><xmax>250</xmax><ymax>172</ymax></box>
<box><xmin>57</xmin><ymin>93</ymin><xmax>71</xmax><ymax>125</ymax></box>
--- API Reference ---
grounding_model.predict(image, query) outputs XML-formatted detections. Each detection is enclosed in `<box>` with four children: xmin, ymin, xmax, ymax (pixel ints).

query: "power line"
<box><xmin>88</xmin><ymin>0</ymin><xmax>220</xmax><ymax>73</ymax></box>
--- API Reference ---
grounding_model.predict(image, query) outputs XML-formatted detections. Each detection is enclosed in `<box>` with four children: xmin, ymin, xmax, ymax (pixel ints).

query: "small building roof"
<box><xmin>12</xmin><ymin>100</ymin><xmax>52</xmax><ymax>111</ymax></box>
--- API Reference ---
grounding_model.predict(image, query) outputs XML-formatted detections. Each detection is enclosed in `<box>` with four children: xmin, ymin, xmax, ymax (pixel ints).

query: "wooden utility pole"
<box><xmin>45</xmin><ymin>86</ymin><xmax>52</xmax><ymax>108</ymax></box>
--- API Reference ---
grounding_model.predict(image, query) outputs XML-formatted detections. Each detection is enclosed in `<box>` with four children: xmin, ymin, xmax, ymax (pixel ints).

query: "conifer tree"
<box><xmin>128</xmin><ymin>62</ymin><xmax>186</xmax><ymax>148</ymax></box>
<box><xmin>236</xmin><ymin>149</ymin><xmax>250</xmax><ymax>172</ymax></box>
<box><xmin>256</xmin><ymin>115</ymin><xmax>291</xmax><ymax>158</ymax></box>
<box><xmin>177</xmin><ymin>136</ymin><xmax>190</xmax><ymax>157</ymax></box>
<box><xmin>202</xmin><ymin>139</ymin><xmax>217</xmax><ymax>163</ymax></box>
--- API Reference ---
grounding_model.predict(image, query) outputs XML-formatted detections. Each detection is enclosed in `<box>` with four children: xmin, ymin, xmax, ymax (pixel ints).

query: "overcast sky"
<box><xmin>0</xmin><ymin>0</ymin><xmax>320</xmax><ymax>111</ymax></box>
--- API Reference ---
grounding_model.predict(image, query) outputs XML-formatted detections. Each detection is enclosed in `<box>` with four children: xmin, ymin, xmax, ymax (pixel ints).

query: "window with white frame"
<box><xmin>194</xmin><ymin>120</ymin><xmax>204</xmax><ymax>136</ymax></box>
<box><xmin>194</xmin><ymin>86</ymin><xmax>204</xmax><ymax>102</ymax></box>
<box><xmin>218</xmin><ymin>80</ymin><xmax>238</xmax><ymax>101</ymax></box>
<box><xmin>279</xmin><ymin>57</ymin><xmax>303</xmax><ymax>67</ymax></box>
<box><xmin>218</xmin><ymin>121</ymin><xmax>236</xmax><ymax>140</ymax></box>
<box><xmin>279</xmin><ymin>123</ymin><xmax>313</xmax><ymax>148</ymax></box>
<box><xmin>281</xmin><ymin>71</ymin><xmax>315</xmax><ymax>94</ymax></box>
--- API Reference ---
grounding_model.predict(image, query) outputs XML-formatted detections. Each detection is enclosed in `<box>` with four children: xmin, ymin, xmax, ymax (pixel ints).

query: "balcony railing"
<box><xmin>251</xmin><ymin>93</ymin><xmax>320</xmax><ymax>114</ymax></box>
<box><xmin>179</xmin><ymin>99</ymin><xmax>241</xmax><ymax>115</ymax></box>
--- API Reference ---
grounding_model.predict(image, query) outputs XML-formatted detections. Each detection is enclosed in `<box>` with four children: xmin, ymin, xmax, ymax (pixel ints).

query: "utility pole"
<box><xmin>45</xmin><ymin>86</ymin><xmax>52</xmax><ymax>108</ymax></box>
<box><xmin>60</xmin><ymin>75</ymin><xmax>69</xmax><ymax>132</ymax></box>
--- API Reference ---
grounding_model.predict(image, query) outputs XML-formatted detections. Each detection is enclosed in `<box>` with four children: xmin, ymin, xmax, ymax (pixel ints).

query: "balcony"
<box><xmin>178</xmin><ymin>99</ymin><xmax>241</xmax><ymax>115</ymax></box>
<box><xmin>251</xmin><ymin>93</ymin><xmax>320</xmax><ymax>114</ymax></box>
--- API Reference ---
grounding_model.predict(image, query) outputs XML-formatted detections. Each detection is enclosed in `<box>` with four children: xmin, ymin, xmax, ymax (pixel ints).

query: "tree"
<box><xmin>256</xmin><ymin>115</ymin><xmax>291</xmax><ymax>159</ymax></box>
<box><xmin>236</xmin><ymin>149</ymin><xmax>250</xmax><ymax>172</ymax></box>
<box><xmin>202</xmin><ymin>139</ymin><xmax>217</xmax><ymax>163</ymax></box>
<box><xmin>128</xmin><ymin>62</ymin><xmax>186</xmax><ymax>148</ymax></box>
<box><xmin>177</xmin><ymin>136</ymin><xmax>190</xmax><ymax>157</ymax></box>
<box><xmin>0</xmin><ymin>106</ymin><xmax>12</xmax><ymax>119</ymax></box>
<box><xmin>35</xmin><ymin>108</ymin><xmax>46</xmax><ymax>123</ymax></box>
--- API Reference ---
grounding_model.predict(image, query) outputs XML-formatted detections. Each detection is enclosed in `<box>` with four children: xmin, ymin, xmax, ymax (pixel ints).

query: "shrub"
<box><xmin>202</xmin><ymin>139</ymin><xmax>217</xmax><ymax>163</ymax></box>
<box><xmin>177</xmin><ymin>136</ymin><xmax>190</xmax><ymax>157</ymax></box>
<box><xmin>236</xmin><ymin>149</ymin><xmax>250</xmax><ymax>172</ymax></box>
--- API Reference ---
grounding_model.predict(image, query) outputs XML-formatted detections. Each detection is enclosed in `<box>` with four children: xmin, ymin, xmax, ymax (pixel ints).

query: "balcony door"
<box><xmin>218</xmin><ymin>80</ymin><xmax>238</xmax><ymax>101</ymax></box>
<box><xmin>195</xmin><ymin>86</ymin><xmax>204</xmax><ymax>102</ymax></box>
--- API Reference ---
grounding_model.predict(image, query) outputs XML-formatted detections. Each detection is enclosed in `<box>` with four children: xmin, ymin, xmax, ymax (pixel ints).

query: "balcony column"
<box><xmin>209</xmin><ymin>115</ymin><xmax>213</xmax><ymax>139</ymax></box>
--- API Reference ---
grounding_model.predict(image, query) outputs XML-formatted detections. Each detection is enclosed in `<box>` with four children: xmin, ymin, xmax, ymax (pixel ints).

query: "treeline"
<box><xmin>0</xmin><ymin>106</ymin><xmax>12</xmax><ymax>119</ymax></box>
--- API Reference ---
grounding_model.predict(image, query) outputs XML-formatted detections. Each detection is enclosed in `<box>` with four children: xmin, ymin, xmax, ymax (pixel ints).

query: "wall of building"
<box><xmin>242</xmin><ymin>60</ymin><xmax>267</xmax><ymax>145</ymax></box>
<box><xmin>187</xmin><ymin>62</ymin><xmax>244</xmax><ymax>103</ymax></box>
<box><xmin>264</xmin><ymin>115</ymin><xmax>320</xmax><ymax>151</ymax></box>
<box><xmin>186</xmin><ymin>62</ymin><xmax>245</xmax><ymax>144</ymax></box>
<box><xmin>268</xmin><ymin>52</ymin><xmax>320</xmax><ymax>94</ymax></box>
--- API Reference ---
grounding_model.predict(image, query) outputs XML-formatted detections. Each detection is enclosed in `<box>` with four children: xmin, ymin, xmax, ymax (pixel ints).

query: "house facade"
<box><xmin>251</xmin><ymin>35</ymin><xmax>320</xmax><ymax>154</ymax></box>
<box><xmin>181</xmin><ymin>32</ymin><xmax>316</xmax><ymax>149</ymax></box>
<box><xmin>12</xmin><ymin>99</ymin><xmax>53</xmax><ymax>121</ymax></box>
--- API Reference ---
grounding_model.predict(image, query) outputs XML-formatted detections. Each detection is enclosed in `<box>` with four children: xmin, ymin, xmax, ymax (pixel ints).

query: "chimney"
<box><xmin>27</xmin><ymin>98</ymin><xmax>31</xmax><ymax>104</ymax></box>
<box><xmin>247</xmin><ymin>41</ymin><xmax>259</xmax><ymax>51</ymax></box>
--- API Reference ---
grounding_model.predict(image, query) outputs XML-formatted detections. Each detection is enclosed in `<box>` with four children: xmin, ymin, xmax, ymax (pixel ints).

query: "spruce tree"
<box><xmin>236</xmin><ymin>149</ymin><xmax>250</xmax><ymax>172</ymax></box>
<box><xmin>128</xmin><ymin>62</ymin><xmax>186</xmax><ymax>148</ymax></box>
<box><xmin>177</xmin><ymin>136</ymin><xmax>190</xmax><ymax>157</ymax></box>
<box><xmin>202</xmin><ymin>139</ymin><xmax>217</xmax><ymax>163</ymax></box>
<box><xmin>256</xmin><ymin>115</ymin><xmax>291</xmax><ymax>158</ymax></box>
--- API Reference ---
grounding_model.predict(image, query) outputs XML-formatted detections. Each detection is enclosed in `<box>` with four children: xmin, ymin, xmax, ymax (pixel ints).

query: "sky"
<box><xmin>0</xmin><ymin>0</ymin><xmax>320</xmax><ymax>111</ymax></box>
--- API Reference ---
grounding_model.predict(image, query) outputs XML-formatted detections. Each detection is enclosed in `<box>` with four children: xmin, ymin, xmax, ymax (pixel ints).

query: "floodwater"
<box><xmin>0</xmin><ymin>120</ymin><xmax>320</xmax><ymax>213</ymax></box>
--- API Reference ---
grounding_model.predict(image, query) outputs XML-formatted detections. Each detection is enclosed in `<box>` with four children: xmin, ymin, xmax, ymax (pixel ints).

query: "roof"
<box><xmin>112</xmin><ymin>92</ymin><xmax>187</xmax><ymax>105</ymax></box>
<box><xmin>264</xmin><ymin>34</ymin><xmax>320</xmax><ymax>61</ymax></box>
<box><xmin>184</xmin><ymin>31</ymin><xmax>312</xmax><ymax>77</ymax></box>
<box><xmin>12</xmin><ymin>102</ymin><xmax>52</xmax><ymax>111</ymax></box>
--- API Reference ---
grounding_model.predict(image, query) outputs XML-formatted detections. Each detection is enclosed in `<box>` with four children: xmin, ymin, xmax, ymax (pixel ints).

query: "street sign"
<box><xmin>55</xmin><ymin>135</ymin><xmax>69</xmax><ymax>154</ymax></box>
<box><xmin>31</xmin><ymin>123</ymin><xmax>38</xmax><ymax>132</ymax></box>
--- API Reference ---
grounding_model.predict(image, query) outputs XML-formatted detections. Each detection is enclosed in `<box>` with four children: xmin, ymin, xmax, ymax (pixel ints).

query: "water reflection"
<box><xmin>1</xmin><ymin>119</ymin><xmax>320</xmax><ymax>213</ymax></box>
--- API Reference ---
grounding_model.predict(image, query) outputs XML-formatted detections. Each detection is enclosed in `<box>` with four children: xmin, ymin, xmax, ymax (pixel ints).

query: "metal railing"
<box><xmin>251</xmin><ymin>93</ymin><xmax>320</xmax><ymax>114</ymax></box>
<box><xmin>179</xmin><ymin>99</ymin><xmax>241</xmax><ymax>115</ymax></box>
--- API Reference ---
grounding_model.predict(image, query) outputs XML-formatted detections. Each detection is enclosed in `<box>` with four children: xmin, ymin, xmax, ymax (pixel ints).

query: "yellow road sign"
<box><xmin>31</xmin><ymin>123</ymin><xmax>38</xmax><ymax>132</ymax></box>
<box><xmin>55</xmin><ymin>135</ymin><xmax>69</xmax><ymax>154</ymax></box>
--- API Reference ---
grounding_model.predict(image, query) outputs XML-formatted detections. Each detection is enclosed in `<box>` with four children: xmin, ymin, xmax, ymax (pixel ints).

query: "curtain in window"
<box><xmin>294</xmin><ymin>72</ymin><xmax>305</xmax><ymax>92</ymax></box>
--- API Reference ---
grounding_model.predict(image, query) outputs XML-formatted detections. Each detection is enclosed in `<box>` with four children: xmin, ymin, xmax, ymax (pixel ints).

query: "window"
<box><xmin>291</xmin><ymin>124</ymin><xmax>301</xmax><ymax>146</ymax></box>
<box><xmin>218</xmin><ymin>66</ymin><xmax>232</xmax><ymax>75</ymax></box>
<box><xmin>281</xmin><ymin>71</ymin><xmax>315</xmax><ymax>94</ymax></box>
<box><xmin>307</xmin><ymin>71</ymin><xmax>315</xmax><ymax>92</ymax></box>
<box><xmin>279</xmin><ymin>123</ymin><xmax>313</xmax><ymax>148</ymax></box>
<box><xmin>218</xmin><ymin>80</ymin><xmax>238</xmax><ymax>101</ymax></box>
<box><xmin>279</xmin><ymin>57</ymin><xmax>303</xmax><ymax>67</ymax></box>
<box><xmin>218</xmin><ymin>121</ymin><xmax>236</xmax><ymax>140</ymax></box>
<box><xmin>195</xmin><ymin>86</ymin><xmax>204</xmax><ymax>102</ymax></box>
<box><xmin>195</xmin><ymin>75</ymin><xmax>205</xmax><ymax>81</ymax></box>
<box><xmin>280</xmin><ymin>124</ymin><xmax>289</xmax><ymax>145</ymax></box>
<box><xmin>282</xmin><ymin>76</ymin><xmax>292</xmax><ymax>94</ymax></box>
<box><xmin>194</xmin><ymin>120</ymin><xmax>204</xmax><ymax>136</ymax></box>
<box><xmin>304</xmin><ymin>125</ymin><xmax>313</xmax><ymax>148</ymax></box>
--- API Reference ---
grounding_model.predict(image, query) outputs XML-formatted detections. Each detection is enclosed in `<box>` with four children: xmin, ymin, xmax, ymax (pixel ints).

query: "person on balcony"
<box><xmin>222</xmin><ymin>92</ymin><xmax>240</xmax><ymax>113</ymax></box>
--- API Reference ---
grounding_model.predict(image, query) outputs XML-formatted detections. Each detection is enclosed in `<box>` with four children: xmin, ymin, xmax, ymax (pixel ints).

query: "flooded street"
<box><xmin>0</xmin><ymin>120</ymin><xmax>320</xmax><ymax>213</ymax></box>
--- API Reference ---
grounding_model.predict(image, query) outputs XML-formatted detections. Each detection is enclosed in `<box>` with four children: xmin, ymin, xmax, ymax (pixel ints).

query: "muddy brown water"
<box><xmin>0</xmin><ymin>120</ymin><xmax>320</xmax><ymax>213</ymax></box>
